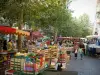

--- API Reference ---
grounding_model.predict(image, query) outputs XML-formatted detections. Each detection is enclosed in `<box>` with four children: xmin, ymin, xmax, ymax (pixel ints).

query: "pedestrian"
<box><xmin>57</xmin><ymin>63</ymin><xmax>62</xmax><ymax>71</ymax></box>
<box><xmin>44</xmin><ymin>42</ymin><xmax>48</xmax><ymax>49</ymax></box>
<box><xmin>75</xmin><ymin>49</ymin><xmax>78</xmax><ymax>59</ymax></box>
<box><xmin>74</xmin><ymin>44</ymin><xmax>78</xmax><ymax>59</ymax></box>
<box><xmin>79</xmin><ymin>47</ymin><xmax>83</xmax><ymax>60</ymax></box>
<box><xmin>79</xmin><ymin>42</ymin><xmax>85</xmax><ymax>55</ymax></box>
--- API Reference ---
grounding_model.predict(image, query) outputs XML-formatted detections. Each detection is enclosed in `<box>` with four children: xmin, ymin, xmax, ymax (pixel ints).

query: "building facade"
<box><xmin>95</xmin><ymin>0</ymin><xmax>100</xmax><ymax>35</ymax></box>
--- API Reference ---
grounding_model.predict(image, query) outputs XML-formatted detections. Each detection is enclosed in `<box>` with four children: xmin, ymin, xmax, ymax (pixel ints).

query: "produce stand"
<box><xmin>47</xmin><ymin>46</ymin><xmax>59</xmax><ymax>68</ymax></box>
<box><xmin>86</xmin><ymin>35</ymin><xmax>100</xmax><ymax>56</ymax></box>
<box><xmin>5</xmin><ymin>52</ymin><xmax>48</xmax><ymax>75</ymax></box>
<box><xmin>32</xmin><ymin>45</ymin><xmax>59</xmax><ymax>69</ymax></box>
<box><xmin>0</xmin><ymin>52</ymin><xmax>8</xmax><ymax>75</ymax></box>
<box><xmin>58</xmin><ymin>47</ymin><xmax>68</xmax><ymax>69</ymax></box>
<box><xmin>0</xmin><ymin>25</ymin><xmax>30</xmax><ymax>75</ymax></box>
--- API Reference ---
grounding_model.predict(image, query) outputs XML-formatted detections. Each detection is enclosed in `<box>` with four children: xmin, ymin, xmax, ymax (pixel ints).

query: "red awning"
<box><xmin>0</xmin><ymin>26</ymin><xmax>16</xmax><ymax>34</ymax></box>
<box><xmin>0</xmin><ymin>26</ymin><xmax>30</xmax><ymax>36</ymax></box>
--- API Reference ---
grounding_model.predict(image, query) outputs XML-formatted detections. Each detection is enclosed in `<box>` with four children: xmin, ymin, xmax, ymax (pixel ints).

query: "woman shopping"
<box><xmin>74</xmin><ymin>44</ymin><xmax>78</xmax><ymax>59</ymax></box>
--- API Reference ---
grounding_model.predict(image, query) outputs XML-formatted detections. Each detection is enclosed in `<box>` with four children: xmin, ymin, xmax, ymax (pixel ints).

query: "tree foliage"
<box><xmin>58</xmin><ymin>13</ymin><xmax>92</xmax><ymax>37</ymax></box>
<box><xmin>0</xmin><ymin>0</ymin><xmax>92</xmax><ymax>40</ymax></box>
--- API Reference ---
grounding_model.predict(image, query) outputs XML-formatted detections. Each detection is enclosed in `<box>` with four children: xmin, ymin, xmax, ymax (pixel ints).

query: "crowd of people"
<box><xmin>57</xmin><ymin>39</ymin><xmax>86</xmax><ymax>60</ymax></box>
<box><xmin>1</xmin><ymin>37</ymin><xmax>86</xmax><ymax>61</ymax></box>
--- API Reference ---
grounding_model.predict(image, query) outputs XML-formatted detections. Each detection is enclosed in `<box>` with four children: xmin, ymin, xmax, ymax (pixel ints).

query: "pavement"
<box><xmin>44</xmin><ymin>54</ymin><xmax>100</xmax><ymax>75</ymax></box>
<box><xmin>44</xmin><ymin>70</ymin><xmax>78</xmax><ymax>75</ymax></box>
<box><xmin>67</xmin><ymin>54</ymin><xmax>100</xmax><ymax>75</ymax></box>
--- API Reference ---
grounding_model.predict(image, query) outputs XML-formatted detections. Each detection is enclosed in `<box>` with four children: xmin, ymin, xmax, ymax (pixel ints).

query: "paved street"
<box><xmin>67</xmin><ymin>55</ymin><xmax>100</xmax><ymax>75</ymax></box>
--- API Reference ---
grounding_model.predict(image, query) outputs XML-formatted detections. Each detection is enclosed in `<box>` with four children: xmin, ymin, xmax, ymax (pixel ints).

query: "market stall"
<box><xmin>5</xmin><ymin>52</ymin><xmax>48</xmax><ymax>75</ymax></box>
<box><xmin>5</xmin><ymin>45</ymin><xmax>59</xmax><ymax>75</ymax></box>
<box><xmin>0</xmin><ymin>26</ymin><xmax>51</xmax><ymax>75</ymax></box>
<box><xmin>58</xmin><ymin>47</ymin><xmax>68</xmax><ymax>70</ymax></box>
<box><xmin>0</xmin><ymin>26</ymin><xmax>30</xmax><ymax>36</ymax></box>
<box><xmin>57</xmin><ymin>37</ymin><xmax>80</xmax><ymax>52</ymax></box>
<box><xmin>86</xmin><ymin>35</ymin><xmax>100</xmax><ymax>56</ymax></box>
<box><xmin>0</xmin><ymin>26</ymin><xmax>30</xmax><ymax>75</ymax></box>
<box><xmin>32</xmin><ymin>45</ymin><xmax>59</xmax><ymax>69</ymax></box>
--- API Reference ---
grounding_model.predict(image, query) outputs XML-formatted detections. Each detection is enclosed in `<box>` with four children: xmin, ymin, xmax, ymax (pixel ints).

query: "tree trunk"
<box><xmin>18</xmin><ymin>25</ymin><xmax>22</xmax><ymax>52</ymax></box>
<box><xmin>54</xmin><ymin>29</ymin><xmax>58</xmax><ymax>42</ymax></box>
<box><xmin>18</xmin><ymin>9</ymin><xmax>23</xmax><ymax>52</ymax></box>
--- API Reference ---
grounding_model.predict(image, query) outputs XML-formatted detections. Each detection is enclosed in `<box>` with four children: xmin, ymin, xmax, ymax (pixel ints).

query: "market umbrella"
<box><xmin>31</xmin><ymin>31</ymin><xmax>43</xmax><ymax>40</ymax></box>
<box><xmin>0</xmin><ymin>26</ymin><xmax>16</xmax><ymax>34</ymax></box>
<box><xmin>0</xmin><ymin>26</ymin><xmax>30</xmax><ymax>36</ymax></box>
<box><xmin>32</xmin><ymin>31</ymin><xmax>43</xmax><ymax>37</ymax></box>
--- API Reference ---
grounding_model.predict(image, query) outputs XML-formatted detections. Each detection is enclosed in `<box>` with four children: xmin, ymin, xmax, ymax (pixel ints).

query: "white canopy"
<box><xmin>86</xmin><ymin>35</ymin><xmax>98</xmax><ymax>39</ymax></box>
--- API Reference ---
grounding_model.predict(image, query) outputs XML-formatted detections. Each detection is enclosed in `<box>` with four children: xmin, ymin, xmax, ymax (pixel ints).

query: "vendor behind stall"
<box><xmin>7</xmin><ymin>40</ymin><xmax>13</xmax><ymax>51</ymax></box>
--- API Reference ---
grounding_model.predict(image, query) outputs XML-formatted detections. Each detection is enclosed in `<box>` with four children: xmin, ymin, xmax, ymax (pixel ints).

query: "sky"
<box><xmin>69</xmin><ymin>0</ymin><xmax>97</xmax><ymax>23</ymax></box>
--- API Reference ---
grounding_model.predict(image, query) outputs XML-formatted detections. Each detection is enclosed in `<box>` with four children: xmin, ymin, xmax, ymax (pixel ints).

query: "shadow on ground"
<box><xmin>44</xmin><ymin>69</ymin><xmax>78</xmax><ymax>75</ymax></box>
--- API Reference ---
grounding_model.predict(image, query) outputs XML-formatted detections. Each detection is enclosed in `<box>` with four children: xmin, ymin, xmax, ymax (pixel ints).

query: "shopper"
<box><xmin>79</xmin><ymin>42</ymin><xmax>85</xmax><ymax>55</ymax></box>
<box><xmin>79</xmin><ymin>47</ymin><xmax>83</xmax><ymax>60</ymax></box>
<box><xmin>44</xmin><ymin>42</ymin><xmax>48</xmax><ymax>49</ymax></box>
<box><xmin>74</xmin><ymin>49</ymin><xmax>78</xmax><ymax>59</ymax></box>
<box><xmin>74</xmin><ymin>44</ymin><xmax>78</xmax><ymax>59</ymax></box>
<box><xmin>57</xmin><ymin>63</ymin><xmax>62</xmax><ymax>71</ymax></box>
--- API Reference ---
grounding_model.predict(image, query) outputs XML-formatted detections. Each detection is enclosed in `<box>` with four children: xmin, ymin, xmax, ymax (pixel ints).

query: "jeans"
<box><xmin>80</xmin><ymin>53</ymin><xmax>83</xmax><ymax>59</ymax></box>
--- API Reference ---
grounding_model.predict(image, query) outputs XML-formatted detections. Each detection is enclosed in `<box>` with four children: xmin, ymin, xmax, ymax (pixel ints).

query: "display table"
<box><xmin>88</xmin><ymin>44</ymin><xmax>100</xmax><ymax>53</ymax></box>
<box><xmin>0</xmin><ymin>51</ymin><xmax>17</xmax><ymax>75</ymax></box>
<box><xmin>5</xmin><ymin>52</ymin><xmax>48</xmax><ymax>75</ymax></box>
<box><xmin>88</xmin><ymin>44</ymin><xmax>100</xmax><ymax>56</ymax></box>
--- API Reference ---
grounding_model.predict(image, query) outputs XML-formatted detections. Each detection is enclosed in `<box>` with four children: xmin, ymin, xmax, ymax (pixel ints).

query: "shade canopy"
<box><xmin>0</xmin><ymin>26</ymin><xmax>16</xmax><ymax>34</ymax></box>
<box><xmin>86</xmin><ymin>35</ymin><xmax>98</xmax><ymax>39</ymax></box>
<box><xmin>0</xmin><ymin>26</ymin><xmax>30</xmax><ymax>36</ymax></box>
<box><xmin>58</xmin><ymin>37</ymin><xmax>73</xmax><ymax>40</ymax></box>
<box><xmin>16</xmin><ymin>30</ymin><xmax>30</xmax><ymax>36</ymax></box>
<box><xmin>32</xmin><ymin>31</ymin><xmax>43</xmax><ymax>37</ymax></box>
<box><xmin>57</xmin><ymin>37</ymin><xmax>80</xmax><ymax>41</ymax></box>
